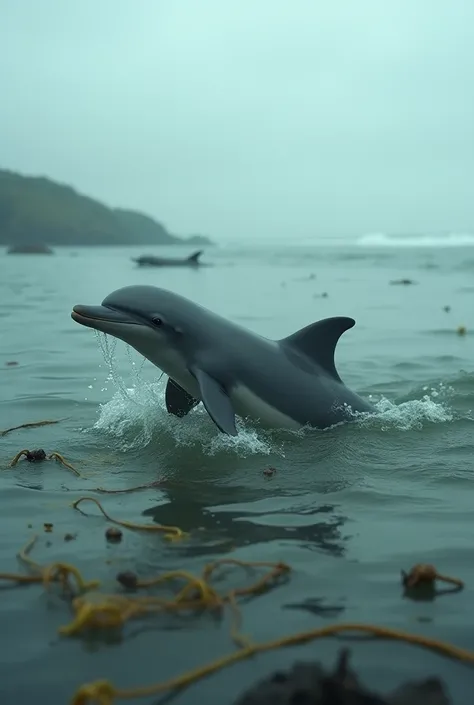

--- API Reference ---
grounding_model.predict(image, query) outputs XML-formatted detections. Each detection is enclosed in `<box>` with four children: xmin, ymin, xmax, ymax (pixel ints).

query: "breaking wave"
<box><xmin>357</xmin><ymin>232</ymin><xmax>474</xmax><ymax>248</ymax></box>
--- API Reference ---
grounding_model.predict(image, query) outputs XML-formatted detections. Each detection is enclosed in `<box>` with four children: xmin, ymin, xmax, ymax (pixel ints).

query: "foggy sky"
<box><xmin>1</xmin><ymin>0</ymin><xmax>473</xmax><ymax>241</ymax></box>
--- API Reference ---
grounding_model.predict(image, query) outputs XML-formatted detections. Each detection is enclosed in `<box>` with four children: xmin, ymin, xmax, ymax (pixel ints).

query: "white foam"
<box><xmin>86</xmin><ymin>333</ymin><xmax>277</xmax><ymax>456</ymax></box>
<box><xmin>91</xmin><ymin>381</ymin><xmax>278</xmax><ymax>457</ymax></box>
<box><xmin>352</xmin><ymin>382</ymin><xmax>454</xmax><ymax>431</ymax></box>
<box><xmin>356</xmin><ymin>232</ymin><xmax>474</xmax><ymax>248</ymax></box>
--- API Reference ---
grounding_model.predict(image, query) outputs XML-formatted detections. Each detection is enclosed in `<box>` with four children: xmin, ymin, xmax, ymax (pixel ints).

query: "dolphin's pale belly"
<box><xmin>149</xmin><ymin>349</ymin><xmax>201</xmax><ymax>400</ymax></box>
<box><xmin>230</xmin><ymin>383</ymin><xmax>302</xmax><ymax>431</ymax></box>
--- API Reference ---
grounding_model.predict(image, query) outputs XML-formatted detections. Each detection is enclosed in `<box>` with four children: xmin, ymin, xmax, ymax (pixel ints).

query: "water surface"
<box><xmin>1</xmin><ymin>242</ymin><xmax>473</xmax><ymax>703</ymax></box>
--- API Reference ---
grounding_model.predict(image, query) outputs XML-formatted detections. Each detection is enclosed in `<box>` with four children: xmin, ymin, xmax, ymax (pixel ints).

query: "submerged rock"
<box><xmin>233</xmin><ymin>650</ymin><xmax>451</xmax><ymax>705</ymax></box>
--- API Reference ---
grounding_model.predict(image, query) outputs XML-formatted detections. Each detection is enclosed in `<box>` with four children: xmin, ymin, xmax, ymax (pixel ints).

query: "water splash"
<box><xmin>88</xmin><ymin>333</ymin><xmax>456</xmax><ymax>453</ymax></box>
<box><xmin>88</xmin><ymin>332</ymin><xmax>279</xmax><ymax>456</ymax></box>
<box><xmin>94</xmin><ymin>330</ymin><xmax>161</xmax><ymax>401</ymax></box>
<box><xmin>91</xmin><ymin>380</ymin><xmax>277</xmax><ymax>457</ymax></box>
<box><xmin>354</xmin><ymin>383</ymin><xmax>454</xmax><ymax>431</ymax></box>
<box><xmin>91</xmin><ymin>377</ymin><xmax>455</xmax><ymax>453</ymax></box>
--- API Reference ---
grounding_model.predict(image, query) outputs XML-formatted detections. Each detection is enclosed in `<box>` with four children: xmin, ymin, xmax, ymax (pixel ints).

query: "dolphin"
<box><xmin>132</xmin><ymin>250</ymin><xmax>207</xmax><ymax>268</ymax></box>
<box><xmin>71</xmin><ymin>286</ymin><xmax>374</xmax><ymax>436</ymax></box>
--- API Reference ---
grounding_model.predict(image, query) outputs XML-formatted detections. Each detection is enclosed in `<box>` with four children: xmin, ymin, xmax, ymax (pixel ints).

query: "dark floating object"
<box><xmin>294</xmin><ymin>273</ymin><xmax>316</xmax><ymax>282</ymax></box>
<box><xmin>262</xmin><ymin>466</ymin><xmax>277</xmax><ymax>478</ymax></box>
<box><xmin>283</xmin><ymin>596</ymin><xmax>345</xmax><ymax>618</ymax></box>
<box><xmin>7</xmin><ymin>243</ymin><xmax>54</xmax><ymax>254</ymax></box>
<box><xmin>105</xmin><ymin>527</ymin><xmax>123</xmax><ymax>543</ymax></box>
<box><xmin>116</xmin><ymin>570</ymin><xmax>138</xmax><ymax>589</ymax></box>
<box><xmin>234</xmin><ymin>649</ymin><xmax>451</xmax><ymax>705</ymax></box>
<box><xmin>132</xmin><ymin>250</ymin><xmax>209</xmax><ymax>268</ymax></box>
<box><xmin>443</xmin><ymin>306</ymin><xmax>451</xmax><ymax>313</ymax></box>
<box><xmin>313</xmin><ymin>292</ymin><xmax>329</xmax><ymax>298</ymax></box>
<box><xmin>389</xmin><ymin>279</ymin><xmax>417</xmax><ymax>286</ymax></box>
<box><xmin>23</xmin><ymin>449</ymin><xmax>47</xmax><ymax>462</ymax></box>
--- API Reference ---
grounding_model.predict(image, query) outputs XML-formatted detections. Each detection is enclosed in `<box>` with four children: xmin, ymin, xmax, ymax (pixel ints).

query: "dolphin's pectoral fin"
<box><xmin>165</xmin><ymin>378</ymin><xmax>199</xmax><ymax>417</ymax></box>
<box><xmin>190</xmin><ymin>367</ymin><xmax>237</xmax><ymax>436</ymax></box>
<box><xmin>280</xmin><ymin>316</ymin><xmax>356</xmax><ymax>382</ymax></box>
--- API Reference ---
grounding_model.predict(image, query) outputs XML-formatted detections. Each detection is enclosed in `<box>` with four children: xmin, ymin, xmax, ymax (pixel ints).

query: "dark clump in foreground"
<box><xmin>234</xmin><ymin>649</ymin><xmax>451</xmax><ymax>705</ymax></box>
<box><xmin>24</xmin><ymin>449</ymin><xmax>47</xmax><ymax>462</ymax></box>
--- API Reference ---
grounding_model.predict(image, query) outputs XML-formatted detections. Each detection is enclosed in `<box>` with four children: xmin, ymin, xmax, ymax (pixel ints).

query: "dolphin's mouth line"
<box><xmin>71</xmin><ymin>304</ymin><xmax>140</xmax><ymax>326</ymax></box>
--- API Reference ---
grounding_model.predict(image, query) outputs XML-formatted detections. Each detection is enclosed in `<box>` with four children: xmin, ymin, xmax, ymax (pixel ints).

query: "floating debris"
<box><xmin>0</xmin><ymin>418</ymin><xmax>65</xmax><ymax>437</ymax></box>
<box><xmin>0</xmin><ymin>506</ymin><xmax>467</xmax><ymax>705</ymax></box>
<box><xmin>8</xmin><ymin>449</ymin><xmax>81</xmax><ymax>476</ymax></box>
<box><xmin>402</xmin><ymin>563</ymin><xmax>464</xmax><ymax>600</ymax></box>
<box><xmin>105</xmin><ymin>527</ymin><xmax>123</xmax><ymax>543</ymax></box>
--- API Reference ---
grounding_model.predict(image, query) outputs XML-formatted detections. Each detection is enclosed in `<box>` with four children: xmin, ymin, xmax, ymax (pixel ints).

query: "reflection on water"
<box><xmin>143</xmin><ymin>482</ymin><xmax>348</xmax><ymax>560</ymax></box>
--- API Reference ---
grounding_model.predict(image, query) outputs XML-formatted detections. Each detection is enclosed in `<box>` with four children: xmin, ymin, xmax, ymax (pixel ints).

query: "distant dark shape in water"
<box><xmin>7</xmin><ymin>243</ymin><xmax>53</xmax><ymax>254</ymax></box>
<box><xmin>443</xmin><ymin>305</ymin><xmax>451</xmax><ymax>313</ymax></box>
<box><xmin>390</xmin><ymin>279</ymin><xmax>417</xmax><ymax>286</ymax></box>
<box><xmin>314</xmin><ymin>292</ymin><xmax>329</xmax><ymax>299</ymax></box>
<box><xmin>132</xmin><ymin>250</ymin><xmax>208</xmax><ymax>268</ymax></box>
<box><xmin>294</xmin><ymin>273</ymin><xmax>316</xmax><ymax>282</ymax></box>
<box><xmin>71</xmin><ymin>285</ymin><xmax>374</xmax><ymax>436</ymax></box>
<box><xmin>234</xmin><ymin>649</ymin><xmax>451</xmax><ymax>705</ymax></box>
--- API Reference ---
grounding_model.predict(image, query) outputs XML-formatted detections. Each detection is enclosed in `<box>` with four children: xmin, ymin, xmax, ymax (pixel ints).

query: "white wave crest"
<box><xmin>357</xmin><ymin>232</ymin><xmax>474</xmax><ymax>248</ymax></box>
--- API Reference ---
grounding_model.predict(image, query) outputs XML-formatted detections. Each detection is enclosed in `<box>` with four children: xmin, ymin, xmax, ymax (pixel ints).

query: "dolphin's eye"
<box><xmin>151</xmin><ymin>316</ymin><xmax>163</xmax><ymax>327</ymax></box>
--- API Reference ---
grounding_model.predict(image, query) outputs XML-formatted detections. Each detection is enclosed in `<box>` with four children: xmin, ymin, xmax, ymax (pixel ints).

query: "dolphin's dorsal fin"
<box><xmin>280</xmin><ymin>316</ymin><xmax>355</xmax><ymax>380</ymax></box>
<box><xmin>187</xmin><ymin>250</ymin><xmax>202</xmax><ymax>262</ymax></box>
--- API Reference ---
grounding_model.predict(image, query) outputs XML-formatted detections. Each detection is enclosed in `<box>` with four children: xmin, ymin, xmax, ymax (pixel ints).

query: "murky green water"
<box><xmin>1</xmin><ymin>243</ymin><xmax>473</xmax><ymax>703</ymax></box>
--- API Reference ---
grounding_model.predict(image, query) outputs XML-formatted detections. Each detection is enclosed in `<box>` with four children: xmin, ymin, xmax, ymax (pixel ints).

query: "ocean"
<box><xmin>1</xmin><ymin>237</ymin><xmax>473</xmax><ymax>704</ymax></box>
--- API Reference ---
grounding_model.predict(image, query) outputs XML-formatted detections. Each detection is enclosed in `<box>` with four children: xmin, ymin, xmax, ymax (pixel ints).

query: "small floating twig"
<box><xmin>0</xmin><ymin>419</ymin><xmax>67</xmax><ymax>437</ymax></box>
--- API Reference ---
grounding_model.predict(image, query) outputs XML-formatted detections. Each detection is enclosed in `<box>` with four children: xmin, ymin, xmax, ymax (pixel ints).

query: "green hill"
<box><xmin>0</xmin><ymin>169</ymin><xmax>212</xmax><ymax>246</ymax></box>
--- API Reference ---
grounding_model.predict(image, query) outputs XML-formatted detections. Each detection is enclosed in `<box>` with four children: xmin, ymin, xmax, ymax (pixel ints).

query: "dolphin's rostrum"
<box><xmin>71</xmin><ymin>285</ymin><xmax>374</xmax><ymax>436</ymax></box>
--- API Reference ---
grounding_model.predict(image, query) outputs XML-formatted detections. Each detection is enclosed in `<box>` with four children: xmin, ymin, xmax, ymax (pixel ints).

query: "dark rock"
<box><xmin>233</xmin><ymin>650</ymin><xmax>451</xmax><ymax>705</ymax></box>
